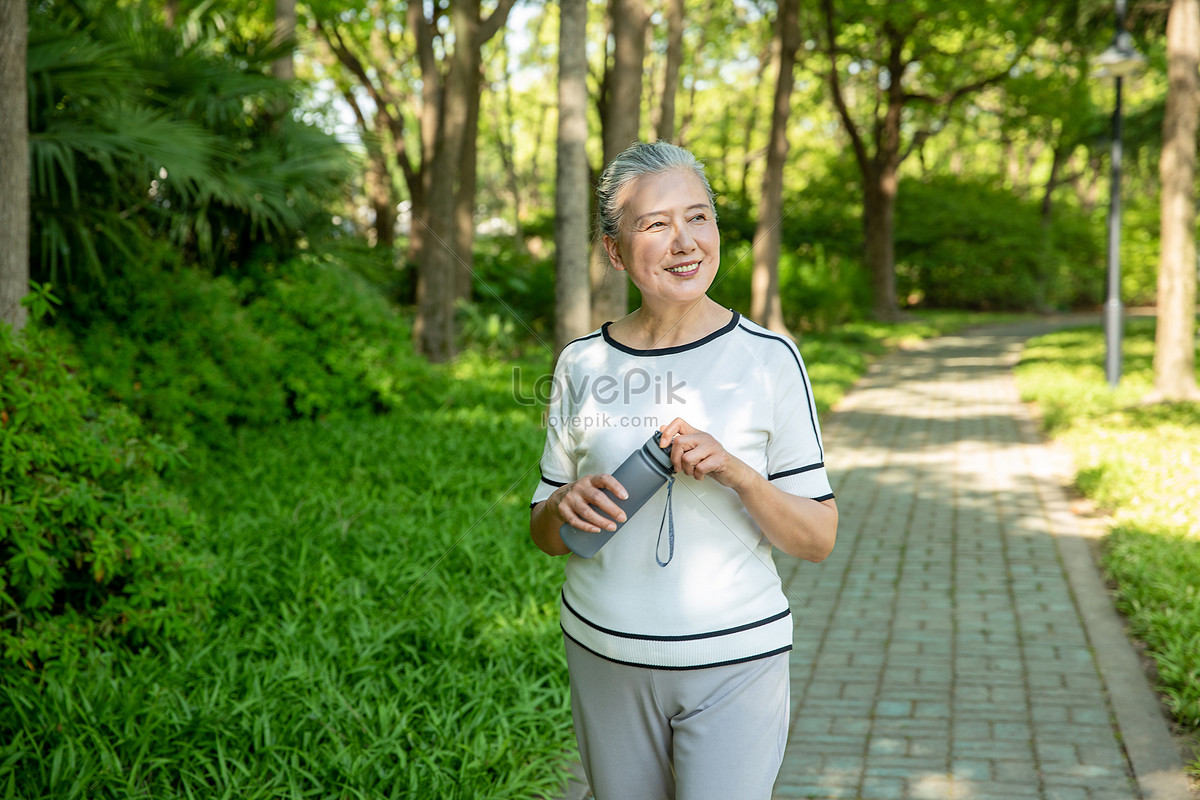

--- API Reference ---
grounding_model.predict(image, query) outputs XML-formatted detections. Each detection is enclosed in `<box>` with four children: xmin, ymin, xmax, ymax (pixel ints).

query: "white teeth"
<box><xmin>666</xmin><ymin>263</ymin><xmax>698</xmax><ymax>273</ymax></box>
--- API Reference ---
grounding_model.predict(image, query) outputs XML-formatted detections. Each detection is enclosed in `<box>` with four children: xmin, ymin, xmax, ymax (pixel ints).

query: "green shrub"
<box><xmin>61</xmin><ymin>254</ymin><xmax>442</xmax><ymax>447</ymax></box>
<box><xmin>241</xmin><ymin>256</ymin><xmax>441</xmax><ymax>417</ymax></box>
<box><xmin>1116</xmin><ymin>194</ymin><xmax>1162</xmax><ymax>306</ymax></box>
<box><xmin>702</xmin><ymin>188</ymin><xmax>871</xmax><ymax>332</ymax></box>
<box><xmin>0</xmin><ymin>324</ymin><xmax>212</xmax><ymax>667</ymax></box>
<box><xmin>461</xmin><ymin>235</ymin><xmax>555</xmax><ymax>353</ymax></box>
<box><xmin>895</xmin><ymin>176</ymin><xmax>1103</xmax><ymax>311</ymax></box>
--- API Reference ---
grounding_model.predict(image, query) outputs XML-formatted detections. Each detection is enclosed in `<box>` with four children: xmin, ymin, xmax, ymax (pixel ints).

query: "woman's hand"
<box><xmin>529</xmin><ymin>473</ymin><xmax>629</xmax><ymax>556</ymax></box>
<box><xmin>657</xmin><ymin>418</ymin><xmax>754</xmax><ymax>490</ymax></box>
<box><xmin>552</xmin><ymin>474</ymin><xmax>629</xmax><ymax>534</ymax></box>
<box><xmin>657</xmin><ymin>417</ymin><xmax>837</xmax><ymax>562</ymax></box>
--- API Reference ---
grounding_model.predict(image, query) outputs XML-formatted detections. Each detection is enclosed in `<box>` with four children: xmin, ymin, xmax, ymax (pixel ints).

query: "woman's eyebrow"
<box><xmin>633</xmin><ymin>204</ymin><xmax>710</xmax><ymax>226</ymax></box>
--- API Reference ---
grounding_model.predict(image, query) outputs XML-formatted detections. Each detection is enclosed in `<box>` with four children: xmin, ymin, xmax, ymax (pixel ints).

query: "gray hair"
<box><xmin>595</xmin><ymin>141</ymin><xmax>717</xmax><ymax>242</ymax></box>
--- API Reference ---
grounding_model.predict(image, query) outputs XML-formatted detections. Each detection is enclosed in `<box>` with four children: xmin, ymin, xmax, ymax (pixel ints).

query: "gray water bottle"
<box><xmin>560</xmin><ymin>431</ymin><xmax>675</xmax><ymax>558</ymax></box>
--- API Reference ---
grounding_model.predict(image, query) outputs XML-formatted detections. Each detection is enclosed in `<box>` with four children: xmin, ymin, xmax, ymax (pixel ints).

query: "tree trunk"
<box><xmin>366</xmin><ymin>149</ymin><xmax>396</xmax><ymax>249</ymax></box>
<box><xmin>739</xmin><ymin>44</ymin><xmax>774</xmax><ymax>201</ymax></box>
<box><xmin>1153</xmin><ymin>0</ymin><xmax>1200</xmax><ymax>401</ymax></box>
<box><xmin>592</xmin><ymin>0</ymin><xmax>647</xmax><ymax>329</ymax></box>
<box><xmin>863</xmin><ymin>167</ymin><xmax>900</xmax><ymax>321</ymax></box>
<box><xmin>656</xmin><ymin>0</ymin><xmax>684</xmax><ymax>143</ymax></box>
<box><xmin>495</xmin><ymin>39</ymin><xmax>527</xmax><ymax>249</ymax></box>
<box><xmin>455</xmin><ymin>58</ymin><xmax>483</xmax><ymax>304</ymax></box>
<box><xmin>751</xmin><ymin>0</ymin><xmax>799</xmax><ymax>337</ymax></box>
<box><xmin>272</xmin><ymin>0</ymin><xmax>296</xmax><ymax>81</ymax></box>
<box><xmin>556</xmin><ymin>0</ymin><xmax>592</xmax><ymax>356</ymax></box>
<box><xmin>411</xmin><ymin>0</ymin><xmax>515</xmax><ymax>361</ymax></box>
<box><xmin>416</xmin><ymin>4</ymin><xmax>476</xmax><ymax>362</ymax></box>
<box><xmin>1035</xmin><ymin>144</ymin><xmax>1068</xmax><ymax>312</ymax></box>
<box><xmin>0</xmin><ymin>0</ymin><xmax>29</xmax><ymax>332</ymax></box>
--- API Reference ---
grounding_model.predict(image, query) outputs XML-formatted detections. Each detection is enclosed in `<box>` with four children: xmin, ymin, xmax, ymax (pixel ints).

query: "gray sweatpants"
<box><xmin>564</xmin><ymin>636</ymin><xmax>790</xmax><ymax>800</ymax></box>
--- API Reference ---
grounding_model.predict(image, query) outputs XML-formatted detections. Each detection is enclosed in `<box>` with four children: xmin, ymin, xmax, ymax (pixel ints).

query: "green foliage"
<box><xmin>0</xmin><ymin>324</ymin><xmax>212</xmax><ymax>668</ymax></box>
<box><xmin>60</xmin><ymin>255</ymin><xmax>441</xmax><ymax>448</ymax></box>
<box><xmin>895</xmin><ymin>176</ymin><xmax>1103</xmax><ymax>311</ymax></box>
<box><xmin>702</xmin><ymin>187</ymin><xmax>872</xmax><ymax>332</ymax></box>
<box><xmin>1104</xmin><ymin>525</ymin><xmax>1200</xmax><ymax>730</ymax></box>
<box><xmin>27</xmin><ymin>0</ymin><xmax>349</xmax><ymax>285</ymax></box>
<box><xmin>1116</xmin><ymin>194</ymin><xmax>1163</xmax><ymax>307</ymax></box>
<box><xmin>462</xmin><ymin>235</ymin><xmax>556</xmax><ymax>354</ymax></box>
<box><xmin>0</xmin><ymin>355</ymin><xmax>575</xmax><ymax>799</ymax></box>
<box><xmin>1015</xmin><ymin>319</ymin><xmax>1200</xmax><ymax>742</ymax></box>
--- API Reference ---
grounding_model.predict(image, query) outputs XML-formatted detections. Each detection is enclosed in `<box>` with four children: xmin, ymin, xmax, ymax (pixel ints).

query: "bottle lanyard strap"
<box><xmin>655</xmin><ymin>475</ymin><xmax>676</xmax><ymax>568</ymax></box>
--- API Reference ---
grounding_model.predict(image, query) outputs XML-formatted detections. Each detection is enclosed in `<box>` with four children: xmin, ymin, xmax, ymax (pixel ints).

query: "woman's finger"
<box><xmin>558</xmin><ymin>475</ymin><xmax>628</xmax><ymax>532</ymax></box>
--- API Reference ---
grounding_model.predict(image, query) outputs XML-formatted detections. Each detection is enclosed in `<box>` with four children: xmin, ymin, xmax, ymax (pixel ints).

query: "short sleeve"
<box><xmin>529</xmin><ymin>353</ymin><xmax>579</xmax><ymax>508</ymax></box>
<box><xmin>765</xmin><ymin>342</ymin><xmax>834</xmax><ymax>501</ymax></box>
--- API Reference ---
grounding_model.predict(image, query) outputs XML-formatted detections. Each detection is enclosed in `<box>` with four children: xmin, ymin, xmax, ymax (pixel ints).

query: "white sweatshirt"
<box><xmin>531</xmin><ymin>312</ymin><xmax>833</xmax><ymax>669</ymax></box>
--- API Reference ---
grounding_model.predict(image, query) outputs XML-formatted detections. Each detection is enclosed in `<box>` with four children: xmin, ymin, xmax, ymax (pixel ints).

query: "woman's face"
<box><xmin>603</xmin><ymin>169</ymin><xmax>720</xmax><ymax>308</ymax></box>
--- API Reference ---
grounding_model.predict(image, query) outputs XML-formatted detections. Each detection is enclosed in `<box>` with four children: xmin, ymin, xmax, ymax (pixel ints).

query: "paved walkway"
<box><xmin>558</xmin><ymin>319</ymin><xmax>1192</xmax><ymax>800</ymax></box>
<box><xmin>773</xmin><ymin>320</ymin><xmax>1191</xmax><ymax>800</ymax></box>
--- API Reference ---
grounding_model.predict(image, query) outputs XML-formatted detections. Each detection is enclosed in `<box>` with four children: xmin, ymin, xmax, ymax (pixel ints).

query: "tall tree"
<box><xmin>414</xmin><ymin>0</ymin><xmax>516</xmax><ymax>359</ymax></box>
<box><xmin>312</xmin><ymin>0</ymin><xmax>515</xmax><ymax>362</ymax></box>
<box><xmin>0</xmin><ymin>0</ymin><xmax>29</xmax><ymax>331</ymax></box>
<box><xmin>655</xmin><ymin>0</ymin><xmax>685</xmax><ymax>142</ymax></box>
<box><xmin>592</xmin><ymin>0</ymin><xmax>649</xmax><ymax>329</ymax></box>
<box><xmin>272</xmin><ymin>0</ymin><xmax>296</xmax><ymax>81</ymax></box>
<box><xmin>1152</xmin><ymin>0</ymin><xmax>1200</xmax><ymax>401</ymax></box>
<box><xmin>818</xmin><ymin>0</ymin><xmax>1041</xmax><ymax>320</ymax></box>
<box><xmin>556</xmin><ymin>0</ymin><xmax>592</xmax><ymax>356</ymax></box>
<box><xmin>750</xmin><ymin>0</ymin><xmax>800</xmax><ymax>337</ymax></box>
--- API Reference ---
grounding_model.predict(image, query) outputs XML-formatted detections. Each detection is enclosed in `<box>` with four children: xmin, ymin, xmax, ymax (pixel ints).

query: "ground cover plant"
<box><xmin>1</xmin><ymin>348</ymin><xmax>576</xmax><ymax>798</ymax></box>
<box><xmin>0</xmin><ymin>318</ymin><xmax>212</xmax><ymax>670</ymax></box>
<box><xmin>1014</xmin><ymin>318</ymin><xmax>1200</xmax><ymax>774</ymax></box>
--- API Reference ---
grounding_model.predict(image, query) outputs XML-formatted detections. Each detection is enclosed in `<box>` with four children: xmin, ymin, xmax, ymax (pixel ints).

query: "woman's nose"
<box><xmin>670</xmin><ymin>224</ymin><xmax>695</xmax><ymax>252</ymax></box>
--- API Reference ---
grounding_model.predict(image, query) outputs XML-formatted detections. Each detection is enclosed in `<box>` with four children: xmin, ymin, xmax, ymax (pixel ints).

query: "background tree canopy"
<box><xmin>10</xmin><ymin>0</ymin><xmax>1185</xmax><ymax>343</ymax></box>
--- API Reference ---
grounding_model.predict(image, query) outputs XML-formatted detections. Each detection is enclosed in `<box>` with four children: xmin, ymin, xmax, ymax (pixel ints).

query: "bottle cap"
<box><xmin>646</xmin><ymin>430</ymin><xmax>674</xmax><ymax>474</ymax></box>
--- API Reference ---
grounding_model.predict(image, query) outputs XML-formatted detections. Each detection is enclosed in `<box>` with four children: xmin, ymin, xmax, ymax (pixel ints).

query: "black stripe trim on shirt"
<box><xmin>601</xmin><ymin>311</ymin><xmax>741</xmax><ymax>356</ymax></box>
<box><xmin>531</xmin><ymin>475</ymin><xmax>568</xmax><ymax>508</ymax></box>
<box><xmin>737</xmin><ymin>322</ymin><xmax>824</xmax><ymax>463</ymax></box>
<box><xmin>812</xmin><ymin>492</ymin><xmax>836</xmax><ymax>502</ymax></box>
<box><xmin>768</xmin><ymin>462</ymin><xmax>825</xmax><ymax>480</ymax></box>
<box><xmin>563</xmin><ymin>629</ymin><xmax>792</xmax><ymax>671</ymax></box>
<box><xmin>563</xmin><ymin>592</ymin><xmax>790</xmax><ymax>643</ymax></box>
<box><xmin>562</xmin><ymin>329</ymin><xmax>604</xmax><ymax>351</ymax></box>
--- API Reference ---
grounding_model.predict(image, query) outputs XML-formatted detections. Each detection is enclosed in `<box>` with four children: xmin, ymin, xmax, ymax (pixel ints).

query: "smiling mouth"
<box><xmin>665</xmin><ymin>261</ymin><xmax>700</xmax><ymax>274</ymax></box>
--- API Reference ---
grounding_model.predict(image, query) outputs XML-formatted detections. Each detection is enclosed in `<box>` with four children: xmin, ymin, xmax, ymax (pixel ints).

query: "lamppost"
<box><xmin>1092</xmin><ymin>0</ymin><xmax>1146</xmax><ymax>388</ymax></box>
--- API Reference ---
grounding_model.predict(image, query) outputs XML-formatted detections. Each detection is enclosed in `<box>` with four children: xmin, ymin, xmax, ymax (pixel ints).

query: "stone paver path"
<box><xmin>774</xmin><ymin>321</ymin><xmax>1189</xmax><ymax>800</ymax></box>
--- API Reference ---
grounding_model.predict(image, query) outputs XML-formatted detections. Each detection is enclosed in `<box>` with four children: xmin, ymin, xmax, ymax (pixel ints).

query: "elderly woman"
<box><xmin>529</xmin><ymin>141</ymin><xmax>837</xmax><ymax>800</ymax></box>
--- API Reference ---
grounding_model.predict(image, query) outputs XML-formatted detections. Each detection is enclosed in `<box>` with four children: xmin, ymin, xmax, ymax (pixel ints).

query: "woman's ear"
<box><xmin>601</xmin><ymin>234</ymin><xmax>626</xmax><ymax>272</ymax></box>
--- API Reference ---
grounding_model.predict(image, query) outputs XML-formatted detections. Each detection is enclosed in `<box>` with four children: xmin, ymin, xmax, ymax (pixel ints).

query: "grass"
<box><xmin>1</xmin><ymin>353</ymin><xmax>574</xmax><ymax>799</ymax></box>
<box><xmin>1014</xmin><ymin>317</ymin><xmax>1200</xmax><ymax>772</ymax></box>
<box><xmin>1</xmin><ymin>309</ymin><xmax>1022</xmax><ymax>798</ymax></box>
